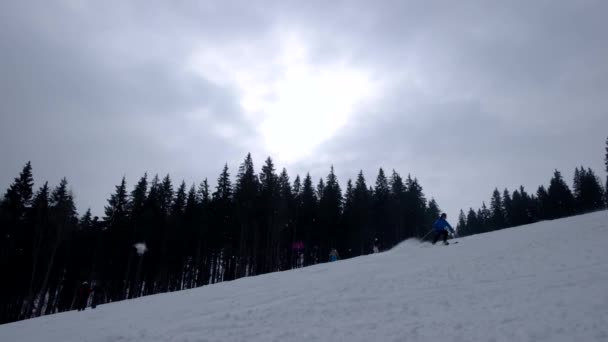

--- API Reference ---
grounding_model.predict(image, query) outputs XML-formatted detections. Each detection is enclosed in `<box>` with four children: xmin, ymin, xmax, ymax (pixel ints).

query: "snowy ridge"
<box><xmin>2</xmin><ymin>211</ymin><xmax>608</xmax><ymax>342</ymax></box>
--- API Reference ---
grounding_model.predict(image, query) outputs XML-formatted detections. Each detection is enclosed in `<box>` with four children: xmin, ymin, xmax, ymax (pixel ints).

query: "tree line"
<box><xmin>2</xmin><ymin>137</ymin><xmax>607</xmax><ymax>324</ymax></box>
<box><xmin>456</xmin><ymin>137</ymin><xmax>608</xmax><ymax>235</ymax></box>
<box><xmin>0</xmin><ymin>154</ymin><xmax>439</xmax><ymax>324</ymax></box>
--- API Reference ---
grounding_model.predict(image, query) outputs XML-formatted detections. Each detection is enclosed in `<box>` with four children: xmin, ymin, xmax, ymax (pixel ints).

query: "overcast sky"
<box><xmin>1</xmin><ymin>0</ymin><xmax>607</xmax><ymax>219</ymax></box>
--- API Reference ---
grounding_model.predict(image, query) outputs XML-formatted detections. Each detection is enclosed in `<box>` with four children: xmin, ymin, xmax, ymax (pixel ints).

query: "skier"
<box><xmin>329</xmin><ymin>248</ymin><xmax>339</xmax><ymax>262</ymax></box>
<box><xmin>75</xmin><ymin>282</ymin><xmax>91</xmax><ymax>311</ymax></box>
<box><xmin>432</xmin><ymin>213</ymin><xmax>456</xmax><ymax>245</ymax></box>
<box><xmin>91</xmin><ymin>284</ymin><xmax>105</xmax><ymax>309</ymax></box>
<box><xmin>372</xmin><ymin>238</ymin><xmax>380</xmax><ymax>253</ymax></box>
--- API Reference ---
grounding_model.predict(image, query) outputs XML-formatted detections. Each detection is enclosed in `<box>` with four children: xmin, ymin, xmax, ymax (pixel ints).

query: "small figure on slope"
<box><xmin>91</xmin><ymin>284</ymin><xmax>106</xmax><ymax>309</ymax></box>
<box><xmin>372</xmin><ymin>238</ymin><xmax>380</xmax><ymax>254</ymax></box>
<box><xmin>432</xmin><ymin>213</ymin><xmax>456</xmax><ymax>245</ymax></box>
<box><xmin>75</xmin><ymin>281</ymin><xmax>91</xmax><ymax>311</ymax></box>
<box><xmin>329</xmin><ymin>248</ymin><xmax>339</xmax><ymax>262</ymax></box>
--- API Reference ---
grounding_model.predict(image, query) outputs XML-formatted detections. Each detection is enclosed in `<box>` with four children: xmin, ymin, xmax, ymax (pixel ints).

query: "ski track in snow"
<box><xmin>2</xmin><ymin>211</ymin><xmax>608</xmax><ymax>341</ymax></box>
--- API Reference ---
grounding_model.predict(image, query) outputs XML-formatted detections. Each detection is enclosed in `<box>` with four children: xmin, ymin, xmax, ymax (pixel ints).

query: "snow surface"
<box><xmin>2</xmin><ymin>211</ymin><xmax>608</xmax><ymax>342</ymax></box>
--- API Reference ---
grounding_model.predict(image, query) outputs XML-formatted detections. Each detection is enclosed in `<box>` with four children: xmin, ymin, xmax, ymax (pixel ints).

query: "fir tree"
<box><xmin>79</xmin><ymin>209</ymin><xmax>93</xmax><ymax>230</ymax></box>
<box><xmin>425</xmin><ymin>198</ymin><xmax>441</xmax><ymax>233</ymax></box>
<box><xmin>372</xmin><ymin>168</ymin><xmax>392</xmax><ymax>248</ymax></box>
<box><xmin>1</xmin><ymin>161</ymin><xmax>34</xmax><ymax>219</ymax></box>
<box><xmin>574</xmin><ymin>167</ymin><xmax>605</xmax><ymax>212</ymax></box>
<box><xmin>278</xmin><ymin>169</ymin><xmax>292</xmax><ymax>200</ymax></box>
<box><xmin>185</xmin><ymin>184</ymin><xmax>198</xmax><ymax>214</ymax></box>
<box><xmin>536</xmin><ymin>185</ymin><xmax>549</xmax><ymax>220</ymax></box>
<box><xmin>522</xmin><ymin>187</ymin><xmax>539</xmax><ymax>223</ymax></box>
<box><xmin>104</xmin><ymin>176</ymin><xmax>129</xmax><ymax>223</ymax></box>
<box><xmin>389</xmin><ymin>170</ymin><xmax>407</xmax><ymax>241</ymax></box>
<box><xmin>319</xmin><ymin>166</ymin><xmax>343</xmax><ymax>256</ymax></box>
<box><xmin>259</xmin><ymin>157</ymin><xmax>280</xmax><ymax>273</ymax></box>
<box><xmin>146</xmin><ymin>175</ymin><xmax>161</xmax><ymax>210</ymax></box>
<box><xmin>103</xmin><ymin>177</ymin><xmax>131</xmax><ymax>300</ymax></box>
<box><xmin>20</xmin><ymin>182</ymin><xmax>50</xmax><ymax>319</ymax></box>
<box><xmin>478</xmin><ymin>202</ymin><xmax>491</xmax><ymax>230</ymax></box>
<box><xmin>277</xmin><ymin>168</ymin><xmax>294</xmax><ymax>269</ymax></box>
<box><xmin>129</xmin><ymin>174</ymin><xmax>148</xmax><ymax>220</ymax></box>
<box><xmin>296</xmin><ymin>174</ymin><xmax>317</xmax><ymax>264</ymax></box>
<box><xmin>352</xmin><ymin>171</ymin><xmax>372</xmax><ymax>253</ymax></box>
<box><xmin>510</xmin><ymin>189</ymin><xmax>526</xmax><ymax>226</ymax></box>
<box><xmin>0</xmin><ymin>162</ymin><xmax>35</xmax><ymax>322</ymax></box>
<box><xmin>172</xmin><ymin>181</ymin><xmax>187</xmax><ymax>216</ymax></box>
<box><xmin>344</xmin><ymin>179</ymin><xmax>354</xmax><ymax>210</ymax></box>
<box><xmin>489</xmin><ymin>188</ymin><xmax>505</xmax><ymax>230</ymax></box>
<box><xmin>405</xmin><ymin>175</ymin><xmax>427</xmax><ymax>238</ymax></box>
<box><xmin>341</xmin><ymin>179</ymin><xmax>355</xmax><ymax>258</ymax></box>
<box><xmin>214</xmin><ymin>164</ymin><xmax>233</xmax><ymax>201</ymax></box>
<box><xmin>605</xmin><ymin>136</ymin><xmax>608</xmax><ymax>205</ymax></box>
<box><xmin>605</xmin><ymin>136</ymin><xmax>608</xmax><ymax>173</ymax></box>
<box><xmin>259</xmin><ymin>156</ymin><xmax>277</xmax><ymax>199</ymax></box>
<box><xmin>502</xmin><ymin>189</ymin><xmax>513</xmax><ymax>227</ymax></box>
<box><xmin>465</xmin><ymin>208</ymin><xmax>480</xmax><ymax>235</ymax></box>
<box><xmin>573</xmin><ymin>167</ymin><xmax>582</xmax><ymax>200</ymax></box>
<box><xmin>159</xmin><ymin>175</ymin><xmax>174</xmax><ymax>215</ymax></box>
<box><xmin>128</xmin><ymin>174</ymin><xmax>148</xmax><ymax>245</ymax></box>
<box><xmin>316</xmin><ymin>178</ymin><xmax>325</xmax><ymax>201</ymax></box>
<box><xmin>50</xmin><ymin>178</ymin><xmax>78</xmax><ymax>229</ymax></box>
<box><xmin>193</xmin><ymin>179</ymin><xmax>210</xmax><ymax>288</ymax></box>
<box><xmin>198</xmin><ymin>179</ymin><xmax>210</xmax><ymax>204</ymax></box>
<box><xmin>37</xmin><ymin>178</ymin><xmax>78</xmax><ymax>316</ymax></box>
<box><xmin>546</xmin><ymin>170</ymin><xmax>576</xmax><ymax>219</ymax></box>
<box><xmin>234</xmin><ymin>156</ymin><xmax>258</xmax><ymax>278</ymax></box>
<box><xmin>292</xmin><ymin>175</ymin><xmax>301</xmax><ymax>198</ymax></box>
<box><xmin>167</xmin><ymin>180</ymin><xmax>187</xmax><ymax>291</ymax></box>
<box><xmin>456</xmin><ymin>209</ymin><xmax>467</xmax><ymax>234</ymax></box>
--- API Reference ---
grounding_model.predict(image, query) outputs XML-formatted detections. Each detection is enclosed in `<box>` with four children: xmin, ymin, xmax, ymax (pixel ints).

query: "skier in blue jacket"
<box><xmin>432</xmin><ymin>213</ymin><xmax>455</xmax><ymax>245</ymax></box>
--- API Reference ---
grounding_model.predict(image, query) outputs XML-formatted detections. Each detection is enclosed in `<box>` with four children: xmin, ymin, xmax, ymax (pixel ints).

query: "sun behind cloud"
<box><xmin>188</xmin><ymin>32</ymin><xmax>379</xmax><ymax>164</ymax></box>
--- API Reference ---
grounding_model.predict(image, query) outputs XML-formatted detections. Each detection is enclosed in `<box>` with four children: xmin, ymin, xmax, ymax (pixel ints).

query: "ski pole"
<box><xmin>420</xmin><ymin>229</ymin><xmax>434</xmax><ymax>242</ymax></box>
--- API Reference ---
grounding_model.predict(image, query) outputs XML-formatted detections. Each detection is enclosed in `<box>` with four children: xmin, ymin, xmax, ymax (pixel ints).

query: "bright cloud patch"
<box><xmin>188</xmin><ymin>32</ymin><xmax>378</xmax><ymax>164</ymax></box>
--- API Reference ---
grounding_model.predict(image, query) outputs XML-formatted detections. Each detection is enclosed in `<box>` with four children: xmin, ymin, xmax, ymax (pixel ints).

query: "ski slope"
<box><xmin>2</xmin><ymin>211</ymin><xmax>608</xmax><ymax>342</ymax></box>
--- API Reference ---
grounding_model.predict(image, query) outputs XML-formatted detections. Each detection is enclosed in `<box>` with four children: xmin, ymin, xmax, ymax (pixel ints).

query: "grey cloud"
<box><xmin>0</xmin><ymin>1</ymin><xmax>259</xmax><ymax>213</ymax></box>
<box><xmin>273</xmin><ymin>1</ymin><xmax>608</xmax><ymax>215</ymax></box>
<box><xmin>1</xmin><ymin>1</ymin><xmax>607</xmax><ymax>218</ymax></box>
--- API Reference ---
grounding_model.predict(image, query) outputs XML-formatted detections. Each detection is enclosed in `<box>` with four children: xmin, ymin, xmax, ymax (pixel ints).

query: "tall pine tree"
<box><xmin>372</xmin><ymin>168</ymin><xmax>392</xmax><ymax>248</ymax></box>
<box><xmin>546</xmin><ymin>170</ymin><xmax>575</xmax><ymax>219</ymax></box>
<box><xmin>502</xmin><ymin>189</ymin><xmax>513</xmax><ymax>227</ymax></box>
<box><xmin>456</xmin><ymin>210</ymin><xmax>467</xmax><ymax>234</ymax></box>
<box><xmin>389</xmin><ymin>170</ymin><xmax>407</xmax><ymax>242</ymax></box>
<box><xmin>574</xmin><ymin>167</ymin><xmax>605</xmax><ymax>212</ymax></box>
<box><xmin>259</xmin><ymin>157</ymin><xmax>279</xmax><ymax>274</ymax></box>
<box><xmin>352</xmin><ymin>171</ymin><xmax>372</xmax><ymax>254</ymax></box>
<box><xmin>536</xmin><ymin>185</ymin><xmax>550</xmax><ymax>220</ymax></box>
<box><xmin>318</xmin><ymin>166</ymin><xmax>343</xmax><ymax>258</ymax></box>
<box><xmin>425</xmin><ymin>198</ymin><xmax>441</xmax><ymax>236</ymax></box>
<box><xmin>489</xmin><ymin>188</ymin><xmax>505</xmax><ymax>230</ymax></box>
<box><xmin>404</xmin><ymin>175</ymin><xmax>427</xmax><ymax>238</ymax></box>
<box><xmin>296</xmin><ymin>174</ymin><xmax>317</xmax><ymax>264</ymax></box>
<box><xmin>605</xmin><ymin>136</ymin><xmax>608</xmax><ymax>206</ymax></box>
<box><xmin>0</xmin><ymin>162</ymin><xmax>34</xmax><ymax>322</ymax></box>
<box><xmin>465</xmin><ymin>208</ymin><xmax>480</xmax><ymax>235</ymax></box>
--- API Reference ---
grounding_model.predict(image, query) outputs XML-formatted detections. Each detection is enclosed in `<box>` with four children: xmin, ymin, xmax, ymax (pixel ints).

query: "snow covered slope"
<box><xmin>2</xmin><ymin>211</ymin><xmax>608</xmax><ymax>342</ymax></box>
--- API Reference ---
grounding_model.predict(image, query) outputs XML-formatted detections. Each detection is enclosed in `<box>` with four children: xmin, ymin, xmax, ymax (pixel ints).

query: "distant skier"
<box><xmin>372</xmin><ymin>238</ymin><xmax>380</xmax><ymax>253</ymax></box>
<box><xmin>91</xmin><ymin>284</ymin><xmax>105</xmax><ymax>309</ymax></box>
<box><xmin>75</xmin><ymin>282</ymin><xmax>91</xmax><ymax>311</ymax></box>
<box><xmin>432</xmin><ymin>213</ymin><xmax>456</xmax><ymax>245</ymax></box>
<box><xmin>329</xmin><ymin>248</ymin><xmax>339</xmax><ymax>262</ymax></box>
